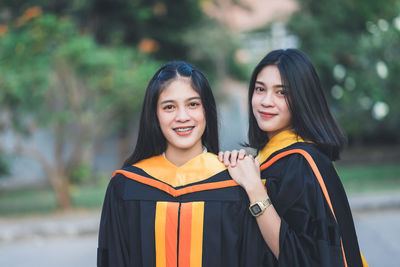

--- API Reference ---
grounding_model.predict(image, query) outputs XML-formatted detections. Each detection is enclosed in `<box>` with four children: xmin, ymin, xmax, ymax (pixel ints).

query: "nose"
<box><xmin>260</xmin><ymin>91</ymin><xmax>273</xmax><ymax>107</ymax></box>
<box><xmin>175</xmin><ymin>107</ymin><xmax>190</xmax><ymax>122</ymax></box>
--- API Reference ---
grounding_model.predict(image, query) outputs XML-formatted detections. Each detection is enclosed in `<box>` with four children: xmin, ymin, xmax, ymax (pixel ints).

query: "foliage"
<box><xmin>1</xmin><ymin>12</ymin><xmax>159</xmax><ymax>135</ymax></box>
<box><xmin>287</xmin><ymin>0</ymin><xmax>400</xmax><ymax>144</ymax></box>
<box><xmin>0</xmin><ymin>1</ymin><xmax>245</xmax><ymax>82</ymax></box>
<box><xmin>183</xmin><ymin>19</ymin><xmax>248</xmax><ymax>83</ymax></box>
<box><xmin>0</xmin><ymin>9</ymin><xmax>160</xmax><ymax>208</ymax></box>
<box><xmin>0</xmin><ymin>0</ymin><xmax>205</xmax><ymax>60</ymax></box>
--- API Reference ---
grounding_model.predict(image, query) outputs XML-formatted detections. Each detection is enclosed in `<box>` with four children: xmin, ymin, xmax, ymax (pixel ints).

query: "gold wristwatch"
<box><xmin>249</xmin><ymin>197</ymin><xmax>272</xmax><ymax>217</ymax></box>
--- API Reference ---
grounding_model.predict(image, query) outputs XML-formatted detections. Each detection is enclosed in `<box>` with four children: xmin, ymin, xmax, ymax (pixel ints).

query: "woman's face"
<box><xmin>157</xmin><ymin>78</ymin><xmax>206</xmax><ymax>154</ymax></box>
<box><xmin>252</xmin><ymin>65</ymin><xmax>292</xmax><ymax>139</ymax></box>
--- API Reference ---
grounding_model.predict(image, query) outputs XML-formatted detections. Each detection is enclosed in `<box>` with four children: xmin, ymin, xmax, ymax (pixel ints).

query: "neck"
<box><xmin>164</xmin><ymin>143</ymin><xmax>203</xmax><ymax>167</ymax></box>
<box><xmin>267</xmin><ymin>127</ymin><xmax>293</xmax><ymax>140</ymax></box>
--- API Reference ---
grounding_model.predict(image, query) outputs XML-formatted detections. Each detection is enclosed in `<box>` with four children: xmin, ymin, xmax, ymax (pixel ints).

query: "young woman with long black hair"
<box><xmin>97</xmin><ymin>61</ymin><xmax>267</xmax><ymax>267</ymax></box>
<box><xmin>220</xmin><ymin>49</ymin><xmax>367</xmax><ymax>266</ymax></box>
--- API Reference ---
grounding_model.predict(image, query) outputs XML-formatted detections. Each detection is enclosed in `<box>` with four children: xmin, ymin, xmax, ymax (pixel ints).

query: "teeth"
<box><xmin>174</xmin><ymin>127</ymin><xmax>194</xmax><ymax>132</ymax></box>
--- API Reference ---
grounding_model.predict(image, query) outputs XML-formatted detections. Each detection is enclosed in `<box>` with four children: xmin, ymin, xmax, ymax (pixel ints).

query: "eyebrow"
<box><xmin>255</xmin><ymin>81</ymin><xmax>286</xmax><ymax>88</ymax></box>
<box><xmin>160</xmin><ymin>96</ymin><xmax>201</xmax><ymax>105</ymax></box>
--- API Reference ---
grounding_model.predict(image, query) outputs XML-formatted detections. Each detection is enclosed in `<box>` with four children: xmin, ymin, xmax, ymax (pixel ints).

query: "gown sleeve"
<box><xmin>264</xmin><ymin>154</ymin><xmax>345</xmax><ymax>267</ymax></box>
<box><xmin>97</xmin><ymin>175</ymin><xmax>130</xmax><ymax>267</ymax></box>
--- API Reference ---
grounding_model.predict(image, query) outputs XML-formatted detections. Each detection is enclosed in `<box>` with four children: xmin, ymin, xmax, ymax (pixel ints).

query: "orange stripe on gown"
<box><xmin>179</xmin><ymin>203</ymin><xmax>192</xmax><ymax>266</ymax></box>
<box><xmin>156</xmin><ymin>201</ymin><xmax>204</xmax><ymax>267</ymax></box>
<box><xmin>155</xmin><ymin>202</ymin><xmax>179</xmax><ymax>267</ymax></box>
<box><xmin>155</xmin><ymin>202</ymin><xmax>167</xmax><ymax>267</ymax></box>
<box><xmin>165</xmin><ymin>202</ymin><xmax>179</xmax><ymax>267</ymax></box>
<box><xmin>190</xmin><ymin>202</ymin><xmax>204</xmax><ymax>267</ymax></box>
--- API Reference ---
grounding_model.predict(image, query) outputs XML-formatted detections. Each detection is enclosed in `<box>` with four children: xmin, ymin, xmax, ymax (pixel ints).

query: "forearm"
<box><xmin>246</xmin><ymin>184</ymin><xmax>281</xmax><ymax>259</ymax></box>
<box><xmin>224</xmin><ymin>155</ymin><xmax>282</xmax><ymax>259</ymax></box>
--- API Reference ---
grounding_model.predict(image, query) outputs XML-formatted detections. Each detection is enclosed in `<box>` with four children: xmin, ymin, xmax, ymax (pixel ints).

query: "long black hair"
<box><xmin>248</xmin><ymin>49</ymin><xmax>346</xmax><ymax>161</ymax></box>
<box><xmin>123</xmin><ymin>61</ymin><xmax>219</xmax><ymax>167</ymax></box>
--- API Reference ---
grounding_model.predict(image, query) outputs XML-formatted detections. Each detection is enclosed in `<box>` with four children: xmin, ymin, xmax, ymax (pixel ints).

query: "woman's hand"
<box><xmin>227</xmin><ymin>155</ymin><xmax>264</xmax><ymax>193</ymax></box>
<box><xmin>219</xmin><ymin>150</ymin><xmax>266</xmax><ymax>199</ymax></box>
<box><xmin>218</xmin><ymin>149</ymin><xmax>247</xmax><ymax>167</ymax></box>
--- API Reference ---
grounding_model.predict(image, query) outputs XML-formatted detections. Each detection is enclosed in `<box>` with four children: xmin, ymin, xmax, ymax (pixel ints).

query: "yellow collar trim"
<box><xmin>133</xmin><ymin>152</ymin><xmax>227</xmax><ymax>187</ymax></box>
<box><xmin>257</xmin><ymin>130</ymin><xmax>306</xmax><ymax>164</ymax></box>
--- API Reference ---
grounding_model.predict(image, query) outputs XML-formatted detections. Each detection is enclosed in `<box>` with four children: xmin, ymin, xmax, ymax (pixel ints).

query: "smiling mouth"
<box><xmin>173</xmin><ymin>126</ymin><xmax>195</xmax><ymax>136</ymax></box>
<box><xmin>174</xmin><ymin>126</ymin><xmax>194</xmax><ymax>132</ymax></box>
<box><xmin>259</xmin><ymin>111</ymin><xmax>277</xmax><ymax>119</ymax></box>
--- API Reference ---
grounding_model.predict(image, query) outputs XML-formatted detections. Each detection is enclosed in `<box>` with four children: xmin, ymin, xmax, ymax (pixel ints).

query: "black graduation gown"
<box><xmin>97</xmin><ymin>153</ymin><xmax>271</xmax><ymax>267</ymax></box>
<box><xmin>98</xmin><ymin>144</ymin><xmax>363</xmax><ymax>267</ymax></box>
<box><xmin>258</xmin><ymin>142</ymin><xmax>363</xmax><ymax>267</ymax></box>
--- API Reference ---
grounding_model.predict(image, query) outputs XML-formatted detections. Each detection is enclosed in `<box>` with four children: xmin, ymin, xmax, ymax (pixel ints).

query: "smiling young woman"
<box><xmin>220</xmin><ymin>49</ymin><xmax>367</xmax><ymax>266</ymax></box>
<box><xmin>97</xmin><ymin>61</ymin><xmax>274</xmax><ymax>267</ymax></box>
<box><xmin>156</xmin><ymin>78</ymin><xmax>206</xmax><ymax>166</ymax></box>
<box><xmin>251</xmin><ymin>65</ymin><xmax>292</xmax><ymax>139</ymax></box>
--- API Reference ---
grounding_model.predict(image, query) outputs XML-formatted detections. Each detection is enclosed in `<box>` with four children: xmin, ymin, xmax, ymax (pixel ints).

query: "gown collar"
<box><xmin>257</xmin><ymin>130</ymin><xmax>306</xmax><ymax>164</ymax></box>
<box><xmin>133</xmin><ymin>152</ymin><xmax>226</xmax><ymax>187</ymax></box>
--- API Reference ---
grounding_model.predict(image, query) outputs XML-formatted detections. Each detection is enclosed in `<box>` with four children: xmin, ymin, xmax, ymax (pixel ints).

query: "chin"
<box><xmin>171</xmin><ymin>140</ymin><xmax>199</xmax><ymax>151</ymax></box>
<box><xmin>257</xmin><ymin>124</ymin><xmax>274</xmax><ymax>132</ymax></box>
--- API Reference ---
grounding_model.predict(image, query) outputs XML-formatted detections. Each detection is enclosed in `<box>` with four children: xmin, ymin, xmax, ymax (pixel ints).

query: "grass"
<box><xmin>0</xmin><ymin>163</ymin><xmax>399</xmax><ymax>216</ymax></box>
<box><xmin>336</xmin><ymin>163</ymin><xmax>400</xmax><ymax>193</ymax></box>
<box><xmin>0</xmin><ymin>184</ymin><xmax>107</xmax><ymax>216</ymax></box>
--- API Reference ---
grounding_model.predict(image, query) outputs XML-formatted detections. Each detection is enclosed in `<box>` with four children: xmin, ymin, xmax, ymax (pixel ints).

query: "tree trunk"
<box><xmin>48</xmin><ymin>170</ymin><xmax>72</xmax><ymax>210</ymax></box>
<box><xmin>16</xmin><ymin>141</ymin><xmax>73</xmax><ymax>210</ymax></box>
<box><xmin>53</xmin><ymin>122</ymin><xmax>72</xmax><ymax>210</ymax></box>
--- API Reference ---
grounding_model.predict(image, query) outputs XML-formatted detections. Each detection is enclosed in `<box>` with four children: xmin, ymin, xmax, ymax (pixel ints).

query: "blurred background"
<box><xmin>0</xmin><ymin>0</ymin><xmax>399</xmax><ymax>266</ymax></box>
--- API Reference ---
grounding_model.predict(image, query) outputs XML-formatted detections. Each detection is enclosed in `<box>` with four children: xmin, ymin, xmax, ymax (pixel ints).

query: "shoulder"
<box><xmin>101</xmin><ymin>171</ymin><xmax>129</xmax><ymax>202</ymax></box>
<box><xmin>263</xmin><ymin>142</ymin><xmax>332</xmax><ymax>168</ymax></box>
<box><xmin>261</xmin><ymin>142</ymin><xmax>334</xmax><ymax>192</ymax></box>
<box><xmin>262</xmin><ymin>143</ymin><xmax>335</xmax><ymax>212</ymax></box>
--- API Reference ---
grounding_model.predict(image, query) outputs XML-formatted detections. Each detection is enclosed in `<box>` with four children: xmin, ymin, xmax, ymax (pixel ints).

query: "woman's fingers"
<box><xmin>218</xmin><ymin>151</ymin><xmax>224</xmax><ymax>162</ymax></box>
<box><xmin>238</xmin><ymin>149</ymin><xmax>247</xmax><ymax>160</ymax></box>
<box><xmin>223</xmin><ymin>151</ymin><xmax>232</xmax><ymax>167</ymax></box>
<box><xmin>230</xmin><ymin>150</ymin><xmax>239</xmax><ymax>167</ymax></box>
<box><xmin>219</xmin><ymin>149</ymin><xmax>251</xmax><ymax>167</ymax></box>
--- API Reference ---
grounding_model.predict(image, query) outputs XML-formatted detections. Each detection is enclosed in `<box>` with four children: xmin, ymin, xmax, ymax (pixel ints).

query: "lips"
<box><xmin>173</xmin><ymin>126</ymin><xmax>195</xmax><ymax>136</ymax></box>
<box><xmin>259</xmin><ymin>111</ymin><xmax>277</xmax><ymax>119</ymax></box>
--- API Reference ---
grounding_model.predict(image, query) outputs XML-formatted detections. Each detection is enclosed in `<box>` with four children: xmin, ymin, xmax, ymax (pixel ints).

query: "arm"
<box><xmin>226</xmin><ymin>155</ymin><xmax>281</xmax><ymax>259</ymax></box>
<box><xmin>227</xmin><ymin>154</ymin><xmax>345</xmax><ymax>266</ymax></box>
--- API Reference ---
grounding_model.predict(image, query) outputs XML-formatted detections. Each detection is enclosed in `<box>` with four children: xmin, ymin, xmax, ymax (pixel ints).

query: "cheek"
<box><xmin>251</xmin><ymin>95</ymin><xmax>260</xmax><ymax>114</ymax></box>
<box><xmin>195</xmin><ymin>109</ymin><xmax>206</xmax><ymax>125</ymax></box>
<box><xmin>281</xmin><ymin>99</ymin><xmax>290</xmax><ymax>114</ymax></box>
<box><xmin>157</xmin><ymin>110</ymin><xmax>171</xmax><ymax>129</ymax></box>
<box><xmin>190</xmin><ymin>108</ymin><xmax>206</xmax><ymax>131</ymax></box>
<box><xmin>280</xmin><ymin>100</ymin><xmax>292</xmax><ymax>121</ymax></box>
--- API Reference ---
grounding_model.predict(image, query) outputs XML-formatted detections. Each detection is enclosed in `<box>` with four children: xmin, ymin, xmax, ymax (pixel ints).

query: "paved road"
<box><xmin>0</xmin><ymin>234</ymin><xmax>97</xmax><ymax>267</ymax></box>
<box><xmin>0</xmin><ymin>209</ymin><xmax>398</xmax><ymax>267</ymax></box>
<box><xmin>354</xmin><ymin>209</ymin><xmax>400</xmax><ymax>267</ymax></box>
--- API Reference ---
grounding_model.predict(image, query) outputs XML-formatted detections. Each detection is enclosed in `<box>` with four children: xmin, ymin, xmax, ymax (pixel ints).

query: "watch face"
<box><xmin>250</xmin><ymin>204</ymin><xmax>262</xmax><ymax>215</ymax></box>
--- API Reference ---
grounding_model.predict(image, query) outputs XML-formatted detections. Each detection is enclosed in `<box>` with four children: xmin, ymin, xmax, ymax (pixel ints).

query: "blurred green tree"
<box><xmin>0</xmin><ymin>0</ymin><xmax>204</xmax><ymax>59</ymax></box>
<box><xmin>287</xmin><ymin>0</ymin><xmax>400</xmax><ymax>145</ymax></box>
<box><xmin>0</xmin><ymin>9</ymin><xmax>159</xmax><ymax>209</ymax></box>
<box><xmin>0</xmin><ymin>0</ymin><xmax>244</xmax><ymax>83</ymax></box>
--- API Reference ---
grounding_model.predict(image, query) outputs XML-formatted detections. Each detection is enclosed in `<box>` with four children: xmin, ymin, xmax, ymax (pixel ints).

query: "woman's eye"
<box><xmin>189</xmin><ymin>102</ymin><xmax>200</xmax><ymax>108</ymax></box>
<box><xmin>255</xmin><ymin>87</ymin><xmax>265</xmax><ymax>92</ymax></box>
<box><xmin>163</xmin><ymin>105</ymin><xmax>174</xmax><ymax>110</ymax></box>
<box><xmin>277</xmin><ymin>90</ymin><xmax>287</xmax><ymax>96</ymax></box>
